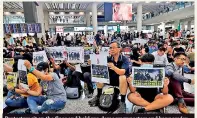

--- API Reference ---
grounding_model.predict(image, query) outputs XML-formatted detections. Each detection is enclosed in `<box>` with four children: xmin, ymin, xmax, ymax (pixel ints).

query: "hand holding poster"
<box><xmin>67</xmin><ymin>47</ymin><xmax>84</xmax><ymax>63</ymax></box>
<box><xmin>132</xmin><ymin>67</ymin><xmax>164</xmax><ymax>88</ymax></box>
<box><xmin>18</xmin><ymin>59</ymin><xmax>29</xmax><ymax>89</ymax></box>
<box><xmin>6</xmin><ymin>72</ymin><xmax>18</xmax><ymax>88</ymax></box>
<box><xmin>90</xmin><ymin>54</ymin><xmax>109</xmax><ymax>84</ymax></box>
<box><xmin>45</xmin><ymin>46</ymin><xmax>67</xmax><ymax>60</ymax></box>
<box><xmin>33</xmin><ymin>51</ymin><xmax>48</xmax><ymax>65</ymax></box>
<box><xmin>4</xmin><ymin>58</ymin><xmax>15</xmax><ymax>67</ymax></box>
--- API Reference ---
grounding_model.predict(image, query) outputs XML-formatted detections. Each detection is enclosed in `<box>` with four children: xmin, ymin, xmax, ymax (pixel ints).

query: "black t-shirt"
<box><xmin>80</xmin><ymin>63</ymin><xmax>91</xmax><ymax>73</ymax></box>
<box><xmin>136</xmin><ymin>88</ymin><xmax>160</xmax><ymax>102</ymax></box>
<box><xmin>173</xmin><ymin>47</ymin><xmax>185</xmax><ymax>53</ymax></box>
<box><xmin>60</xmin><ymin>63</ymin><xmax>69</xmax><ymax>76</ymax></box>
<box><xmin>95</xmin><ymin>34</ymin><xmax>101</xmax><ymax>42</ymax></box>
<box><xmin>130</xmin><ymin>54</ymin><xmax>140</xmax><ymax>67</ymax></box>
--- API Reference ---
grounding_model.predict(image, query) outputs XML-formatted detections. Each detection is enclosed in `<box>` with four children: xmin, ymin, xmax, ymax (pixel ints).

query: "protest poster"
<box><xmin>84</xmin><ymin>47</ymin><xmax>94</xmax><ymax>62</ymax></box>
<box><xmin>45</xmin><ymin>46</ymin><xmax>67</xmax><ymax>60</ymax></box>
<box><xmin>33</xmin><ymin>51</ymin><xmax>48</xmax><ymax>65</ymax></box>
<box><xmin>100</xmin><ymin>47</ymin><xmax>110</xmax><ymax>56</ymax></box>
<box><xmin>132</xmin><ymin>67</ymin><xmax>164</xmax><ymax>88</ymax></box>
<box><xmin>6</xmin><ymin>72</ymin><xmax>18</xmax><ymax>88</ymax></box>
<box><xmin>4</xmin><ymin>24</ymin><xmax>13</xmax><ymax>34</ymax></box>
<box><xmin>67</xmin><ymin>47</ymin><xmax>84</xmax><ymax>63</ymax></box>
<box><xmin>20</xmin><ymin>24</ymin><xmax>27</xmax><ymax>33</ymax></box>
<box><xmin>86</xmin><ymin>35</ymin><xmax>95</xmax><ymax>44</ymax></box>
<box><xmin>13</xmin><ymin>24</ymin><xmax>21</xmax><ymax>33</ymax></box>
<box><xmin>4</xmin><ymin>58</ymin><xmax>15</xmax><ymax>67</ymax></box>
<box><xmin>90</xmin><ymin>54</ymin><xmax>109</xmax><ymax>84</ymax></box>
<box><xmin>18</xmin><ymin>59</ymin><xmax>29</xmax><ymax>89</ymax></box>
<box><xmin>27</xmin><ymin>24</ymin><xmax>35</xmax><ymax>33</ymax></box>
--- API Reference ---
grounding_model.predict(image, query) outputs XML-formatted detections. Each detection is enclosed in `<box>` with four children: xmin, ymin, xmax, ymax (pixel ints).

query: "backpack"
<box><xmin>98</xmin><ymin>87</ymin><xmax>120</xmax><ymax>114</ymax></box>
<box><xmin>65</xmin><ymin>72</ymin><xmax>82</xmax><ymax>99</ymax></box>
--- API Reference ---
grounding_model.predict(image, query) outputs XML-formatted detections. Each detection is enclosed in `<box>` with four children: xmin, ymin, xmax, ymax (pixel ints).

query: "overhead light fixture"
<box><xmin>69</xmin><ymin>12</ymin><xmax>74</xmax><ymax>15</ymax></box>
<box><xmin>16</xmin><ymin>12</ymin><xmax>23</xmax><ymax>15</ymax></box>
<box><xmin>156</xmin><ymin>1</ymin><xmax>161</xmax><ymax>3</ymax></box>
<box><xmin>145</xmin><ymin>1</ymin><xmax>150</xmax><ymax>3</ymax></box>
<box><xmin>98</xmin><ymin>12</ymin><xmax>102</xmax><ymax>15</ymax></box>
<box><xmin>4</xmin><ymin>12</ymin><xmax>11</xmax><ymax>15</ymax></box>
<box><xmin>79</xmin><ymin>12</ymin><xmax>84</xmax><ymax>15</ymax></box>
<box><xmin>89</xmin><ymin>12</ymin><xmax>92</xmax><ymax>15</ymax></box>
<box><xmin>60</xmin><ymin>12</ymin><xmax>64</xmax><ymax>15</ymax></box>
<box><xmin>49</xmin><ymin>12</ymin><xmax>55</xmax><ymax>15</ymax></box>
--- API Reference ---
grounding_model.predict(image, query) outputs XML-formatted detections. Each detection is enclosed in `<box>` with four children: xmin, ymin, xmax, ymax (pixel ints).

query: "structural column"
<box><xmin>161</xmin><ymin>22</ymin><xmax>165</xmax><ymax>38</ymax></box>
<box><xmin>92</xmin><ymin>3</ymin><xmax>98</xmax><ymax>35</ymax></box>
<box><xmin>23</xmin><ymin>2</ymin><xmax>37</xmax><ymax>23</ymax></box>
<box><xmin>44</xmin><ymin>10</ymin><xmax>49</xmax><ymax>32</ymax></box>
<box><xmin>187</xmin><ymin>20</ymin><xmax>191</xmax><ymax>30</ymax></box>
<box><xmin>137</xmin><ymin>4</ymin><xmax>142</xmax><ymax>33</ymax></box>
<box><xmin>86</xmin><ymin>11</ymin><xmax>91</xmax><ymax>27</ymax></box>
<box><xmin>104</xmin><ymin>25</ymin><xmax>108</xmax><ymax>37</ymax></box>
<box><xmin>36</xmin><ymin>4</ymin><xmax>45</xmax><ymax>39</ymax></box>
<box><xmin>153</xmin><ymin>24</ymin><xmax>159</xmax><ymax>32</ymax></box>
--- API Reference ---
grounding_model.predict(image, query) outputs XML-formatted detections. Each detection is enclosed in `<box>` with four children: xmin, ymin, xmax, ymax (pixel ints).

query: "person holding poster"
<box><xmin>127</xmin><ymin>53</ymin><xmax>173</xmax><ymax>113</ymax></box>
<box><xmin>3</xmin><ymin>54</ymin><xmax>41</xmax><ymax>114</ymax></box>
<box><xmin>88</xmin><ymin>41</ymin><xmax>130</xmax><ymax>113</ymax></box>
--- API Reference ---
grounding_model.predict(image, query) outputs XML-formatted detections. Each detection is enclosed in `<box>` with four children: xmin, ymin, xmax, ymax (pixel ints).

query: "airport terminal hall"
<box><xmin>3</xmin><ymin>1</ymin><xmax>195</xmax><ymax>115</ymax></box>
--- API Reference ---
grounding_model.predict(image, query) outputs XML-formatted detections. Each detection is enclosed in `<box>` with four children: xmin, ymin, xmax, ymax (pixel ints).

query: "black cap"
<box><xmin>37</xmin><ymin>62</ymin><xmax>49</xmax><ymax>71</ymax></box>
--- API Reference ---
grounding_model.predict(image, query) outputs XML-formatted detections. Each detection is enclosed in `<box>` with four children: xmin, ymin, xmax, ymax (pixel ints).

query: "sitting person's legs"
<box><xmin>83</xmin><ymin>72</ymin><xmax>94</xmax><ymax>95</ymax></box>
<box><xmin>27</xmin><ymin>96</ymin><xmax>47</xmax><ymax>114</ymax></box>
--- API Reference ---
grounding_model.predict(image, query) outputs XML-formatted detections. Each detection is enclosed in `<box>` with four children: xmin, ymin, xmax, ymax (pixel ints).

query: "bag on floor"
<box><xmin>98</xmin><ymin>87</ymin><xmax>120</xmax><ymax>113</ymax></box>
<box><xmin>65</xmin><ymin>73</ymin><xmax>82</xmax><ymax>99</ymax></box>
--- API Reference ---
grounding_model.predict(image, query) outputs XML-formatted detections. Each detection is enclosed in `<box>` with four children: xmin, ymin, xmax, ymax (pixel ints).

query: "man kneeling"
<box><xmin>127</xmin><ymin>53</ymin><xmax>174</xmax><ymax>113</ymax></box>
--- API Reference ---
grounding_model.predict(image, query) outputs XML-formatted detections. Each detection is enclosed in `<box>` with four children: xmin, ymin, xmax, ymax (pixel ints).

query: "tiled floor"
<box><xmin>3</xmin><ymin>65</ymin><xmax>194</xmax><ymax>114</ymax></box>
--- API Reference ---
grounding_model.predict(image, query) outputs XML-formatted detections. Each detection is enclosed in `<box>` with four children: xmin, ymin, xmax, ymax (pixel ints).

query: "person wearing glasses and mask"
<box><xmin>88</xmin><ymin>41</ymin><xmax>130</xmax><ymax>113</ymax></box>
<box><xmin>165</xmin><ymin>52</ymin><xmax>194</xmax><ymax>114</ymax></box>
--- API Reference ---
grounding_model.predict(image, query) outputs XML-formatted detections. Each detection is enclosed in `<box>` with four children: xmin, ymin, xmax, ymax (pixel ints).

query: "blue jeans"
<box><xmin>27</xmin><ymin>96</ymin><xmax>66</xmax><ymax>114</ymax></box>
<box><xmin>5</xmin><ymin>90</ymin><xmax>28</xmax><ymax>108</ymax></box>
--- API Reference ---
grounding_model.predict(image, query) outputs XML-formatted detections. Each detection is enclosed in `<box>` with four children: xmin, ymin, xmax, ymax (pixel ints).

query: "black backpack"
<box><xmin>98</xmin><ymin>87</ymin><xmax>120</xmax><ymax>114</ymax></box>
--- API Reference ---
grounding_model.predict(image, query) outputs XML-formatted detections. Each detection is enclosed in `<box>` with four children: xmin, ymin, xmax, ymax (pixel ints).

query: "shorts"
<box><xmin>137</xmin><ymin>88</ymin><xmax>159</xmax><ymax>103</ymax></box>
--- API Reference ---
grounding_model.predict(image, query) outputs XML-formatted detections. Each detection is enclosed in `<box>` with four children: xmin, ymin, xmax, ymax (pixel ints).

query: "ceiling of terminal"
<box><xmin>3</xmin><ymin>2</ymin><xmax>189</xmax><ymax>14</ymax></box>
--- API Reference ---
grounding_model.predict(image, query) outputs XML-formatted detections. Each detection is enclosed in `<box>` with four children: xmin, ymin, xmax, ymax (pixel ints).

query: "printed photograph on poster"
<box><xmin>27</xmin><ymin>24</ymin><xmax>35</xmax><ymax>33</ymax></box>
<box><xmin>33</xmin><ymin>51</ymin><xmax>48</xmax><ymax>65</ymax></box>
<box><xmin>100</xmin><ymin>47</ymin><xmax>109</xmax><ymax>56</ymax></box>
<box><xmin>84</xmin><ymin>47</ymin><xmax>94</xmax><ymax>62</ymax></box>
<box><xmin>67</xmin><ymin>47</ymin><xmax>84</xmax><ymax>63</ymax></box>
<box><xmin>45</xmin><ymin>46</ymin><xmax>67</xmax><ymax>60</ymax></box>
<box><xmin>4</xmin><ymin>58</ymin><xmax>15</xmax><ymax>67</ymax></box>
<box><xmin>20</xmin><ymin>24</ymin><xmax>27</xmax><ymax>33</ymax></box>
<box><xmin>13</xmin><ymin>24</ymin><xmax>21</xmax><ymax>33</ymax></box>
<box><xmin>122</xmin><ymin>47</ymin><xmax>131</xmax><ymax>58</ymax></box>
<box><xmin>132</xmin><ymin>67</ymin><xmax>165</xmax><ymax>88</ymax></box>
<box><xmin>4</xmin><ymin>24</ymin><xmax>13</xmax><ymax>34</ymax></box>
<box><xmin>6</xmin><ymin>72</ymin><xmax>18</xmax><ymax>88</ymax></box>
<box><xmin>90</xmin><ymin>54</ymin><xmax>109</xmax><ymax>84</ymax></box>
<box><xmin>86</xmin><ymin>35</ymin><xmax>95</xmax><ymax>44</ymax></box>
<box><xmin>35</xmin><ymin>23</ymin><xmax>41</xmax><ymax>33</ymax></box>
<box><xmin>18</xmin><ymin>59</ymin><xmax>29</xmax><ymax>89</ymax></box>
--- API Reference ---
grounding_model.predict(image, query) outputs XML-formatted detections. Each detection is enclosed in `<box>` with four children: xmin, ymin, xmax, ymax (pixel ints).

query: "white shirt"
<box><xmin>66</xmin><ymin>35</ymin><xmax>72</xmax><ymax>41</ymax></box>
<box><xmin>152</xmin><ymin>51</ymin><xmax>169</xmax><ymax>66</ymax></box>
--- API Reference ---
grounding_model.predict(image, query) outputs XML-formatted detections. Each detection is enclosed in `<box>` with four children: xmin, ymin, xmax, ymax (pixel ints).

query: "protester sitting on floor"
<box><xmin>88</xmin><ymin>41</ymin><xmax>130</xmax><ymax>113</ymax></box>
<box><xmin>3</xmin><ymin>53</ymin><xmax>41</xmax><ymax>114</ymax></box>
<box><xmin>127</xmin><ymin>53</ymin><xmax>174</xmax><ymax>113</ymax></box>
<box><xmin>23</xmin><ymin>61</ymin><xmax>67</xmax><ymax>114</ymax></box>
<box><xmin>165</xmin><ymin>52</ymin><xmax>194</xmax><ymax>114</ymax></box>
<box><xmin>152</xmin><ymin>46</ymin><xmax>169</xmax><ymax>66</ymax></box>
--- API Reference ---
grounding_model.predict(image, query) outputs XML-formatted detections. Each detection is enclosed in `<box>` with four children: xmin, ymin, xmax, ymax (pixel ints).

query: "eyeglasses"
<box><xmin>177</xmin><ymin>58</ymin><xmax>186</xmax><ymax>61</ymax></box>
<box><xmin>109</xmin><ymin>47</ymin><xmax>119</xmax><ymax>50</ymax></box>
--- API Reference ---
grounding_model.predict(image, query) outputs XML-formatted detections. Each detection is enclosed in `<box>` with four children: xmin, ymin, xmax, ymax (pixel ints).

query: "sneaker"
<box><xmin>87</xmin><ymin>93</ymin><xmax>93</xmax><ymax>98</ymax></box>
<box><xmin>88</xmin><ymin>96</ymin><xmax>99</xmax><ymax>106</ymax></box>
<box><xmin>117</xmin><ymin>102</ymin><xmax>126</xmax><ymax>114</ymax></box>
<box><xmin>178</xmin><ymin>103</ymin><xmax>189</xmax><ymax>114</ymax></box>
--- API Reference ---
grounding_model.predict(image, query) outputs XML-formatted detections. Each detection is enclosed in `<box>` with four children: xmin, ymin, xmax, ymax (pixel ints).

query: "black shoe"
<box><xmin>137</xmin><ymin>108</ymin><xmax>146</xmax><ymax>113</ymax></box>
<box><xmin>88</xmin><ymin>96</ymin><xmax>99</xmax><ymax>106</ymax></box>
<box><xmin>118</xmin><ymin>102</ymin><xmax>126</xmax><ymax>114</ymax></box>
